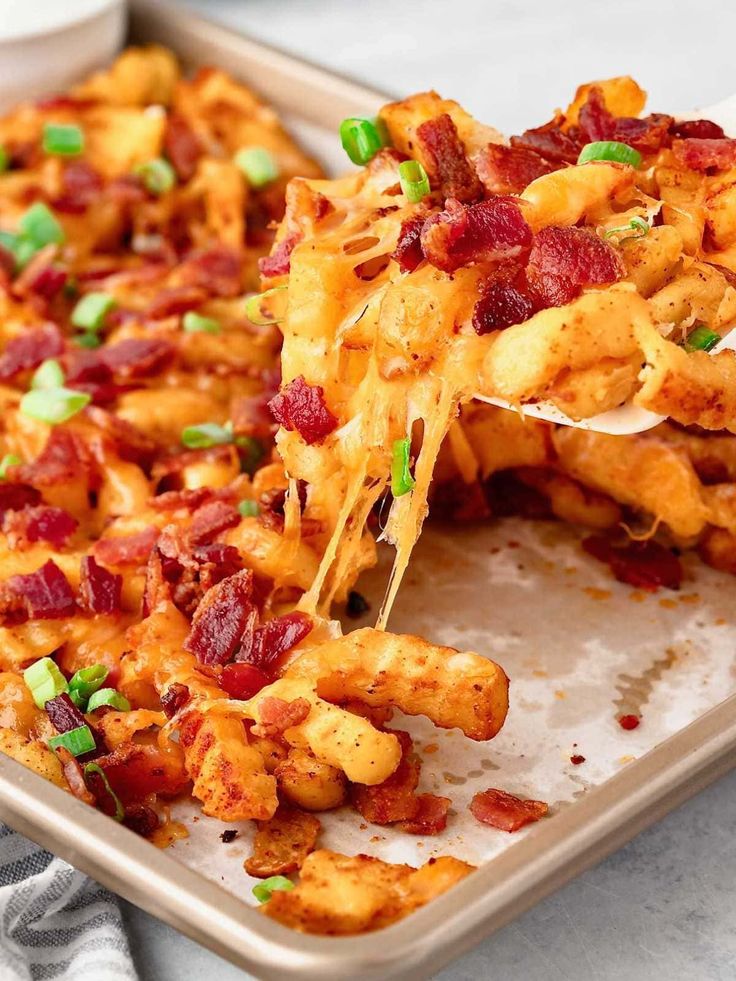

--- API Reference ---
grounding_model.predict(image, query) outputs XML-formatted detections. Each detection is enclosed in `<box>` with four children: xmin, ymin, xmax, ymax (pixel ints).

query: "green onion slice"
<box><xmin>20</xmin><ymin>387</ymin><xmax>91</xmax><ymax>425</ymax></box>
<box><xmin>48</xmin><ymin>724</ymin><xmax>96</xmax><ymax>757</ymax></box>
<box><xmin>19</xmin><ymin>202</ymin><xmax>65</xmax><ymax>247</ymax></box>
<box><xmin>577</xmin><ymin>141</ymin><xmax>642</xmax><ymax>168</ymax></box>
<box><xmin>31</xmin><ymin>359</ymin><xmax>65</xmax><ymax>390</ymax></box>
<box><xmin>245</xmin><ymin>286</ymin><xmax>288</xmax><ymax>326</ymax></box>
<box><xmin>182</xmin><ymin>311</ymin><xmax>222</xmax><ymax>334</ymax></box>
<box><xmin>252</xmin><ymin>875</ymin><xmax>295</xmax><ymax>904</ymax></box>
<box><xmin>238</xmin><ymin>499</ymin><xmax>260</xmax><ymax>517</ymax></box>
<box><xmin>71</xmin><ymin>291</ymin><xmax>116</xmax><ymax>331</ymax></box>
<box><xmin>69</xmin><ymin>664</ymin><xmax>108</xmax><ymax>703</ymax></box>
<box><xmin>603</xmin><ymin>215</ymin><xmax>650</xmax><ymax>241</ymax></box>
<box><xmin>0</xmin><ymin>453</ymin><xmax>21</xmax><ymax>479</ymax></box>
<box><xmin>181</xmin><ymin>422</ymin><xmax>232</xmax><ymax>449</ymax></box>
<box><xmin>43</xmin><ymin>123</ymin><xmax>84</xmax><ymax>157</ymax></box>
<box><xmin>84</xmin><ymin>762</ymin><xmax>125</xmax><ymax>821</ymax></box>
<box><xmin>23</xmin><ymin>657</ymin><xmax>68</xmax><ymax>709</ymax></box>
<box><xmin>398</xmin><ymin>160</ymin><xmax>431</xmax><ymax>203</ymax></box>
<box><xmin>0</xmin><ymin>146</ymin><xmax>8</xmax><ymax>173</ymax></box>
<box><xmin>685</xmin><ymin>324</ymin><xmax>721</xmax><ymax>352</ymax></box>
<box><xmin>235</xmin><ymin>146</ymin><xmax>280</xmax><ymax>188</ymax></box>
<box><xmin>87</xmin><ymin>688</ymin><xmax>131</xmax><ymax>712</ymax></box>
<box><xmin>136</xmin><ymin>158</ymin><xmax>176</xmax><ymax>195</ymax></box>
<box><xmin>339</xmin><ymin>117</ymin><xmax>387</xmax><ymax>166</ymax></box>
<box><xmin>391</xmin><ymin>436</ymin><xmax>415</xmax><ymax>497</ymax></box>
<box><xmin>75</xmin><ymin>332</ymin><xmax>101</xmax><ymax>349</ymax></box>
<box><xmin>235</xmin><ymin>435</ymin><xmax>264</xmax><ymax>475</ymax></box>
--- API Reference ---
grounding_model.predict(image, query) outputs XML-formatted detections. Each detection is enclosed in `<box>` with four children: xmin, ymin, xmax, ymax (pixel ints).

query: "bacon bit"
<box><xmin>84</xmin><ymin>406</ymin><xmax>157</xmax><ymax>468</ymax></box>
<box><xmin>94</xmin><ymin>526</ymin><xmax>159</xmax><ymax>567</ymax></box>
<box><xmin>352</xmin><ymin>730</ymin><xmax>420</xmax><ymax>824</ymax></box>
<box><xmin>79</xmin><ymin>555</ymin><xmax>122</xmax><ymax>615</ymax></box>
<box><xmin>258</xmin><ymin>232</ymin><xmax>301</xmax><ymax>278</ymax></box>
<box><xmin>391</xmin><ymin>214</ymin><xmax>426</xmax><ymax>273</ymax></box>
<box><xmin>469</xmin><ymin>788</ymin><xmax>548</xmax><ymax>832</ymax></box>
<box><xmin>146</xmin><ymin>285</ymin><xmax>207</xmax><ymax>320</ymax></box>
<box><xmin>510</xmin><ymin>120</ymin><xmax>582</xmax><ymax>164</ymax></box>
<box><xmin>672</xmin><ymin>138</ymin><xmax>736</xmax><ymax>171</ymax></box>
<box><xmin>221</xmin><ymin>662</ymin><xmax>270</xmax><ymax>700</ymax></box>
<box><xmin>94</xmin><ymin>742</ymin><xmax>189</xmax><ymax>804</ymax></box>
<box><xmin>2</xmin><ymin>560</ymin><xmax>77</xmax><ymax>620</ymax></box>
<box><xmin>241</xmin><ymin>611</ymin><xmax>314</xmax><ymax>673</ymax></box>
<box><xmin>398</xmin><ymin>794</ymin><xmax>451</xmax><ymax>835</ymax></box>
<box><xmin>244</xmin><ymin>807</ymin><xmax>321</xmax><ymax>877</ymax></box>
<box><xmin>220</xmin><ymin>829</ymin><xmax>239</xmax><ymax>843</ymax></box>
<box><xmin>619</xmin><ymin>714</ymin><xmax>640</xmax><ymax>731</ymax></box>
<box><xmin>56</xmin><ymin>747</ymin><xmax>96</xmax><ymax>806</ymax></box>
<box><xmin>269</xmin><ymin>375</ymin><xmax>338</xmax><ymax>445</ymax></box>
<box><xmin>101</xmin><ymin>338</ymin><xmax>175</xmax><ymax>379</ymax></box>
<box><xmin>161</xmin><ymin>683</ymin><xmax>191</xmax><ymax>719</ymax></box>
<box><xmin>3</xmin><ymin>505</ymin><xmax>78</xmax><ymax>548</ymax></box>
<box><xmin>579</xmin><ymin>87</ymin><xmax>672</xmax><ymax>152</ymax></box>
<box><xmin>45</xmin><ymin>692</ymin><xmax>87</xmax><ymax>734</ymax></box>
<box><xmin>526</xmin><ymin>225</ymin><xmax>623</xmax><ymax>308</ymax></box>
<box><xmin>65</xmin><ymin>349</ymin><xmax>111</xmax><ymax>386</ymax></box>
<box><xmin>415</xmin><ymin>113</ymin><xmax>482</xmax><ymax>203</ymax></box>
<box><xmin>475</xmin><ymin>143</ymin><xmax>557</xmax><ymax>195</ymax></box>
<box><xmin>53</xmin><ymin>161</ymin><xmax>103</xmax><ymax>214</ymax></box>
<box><xmin>251</xmin><ymin>696</ymin><xmax>311</xmax><ymax>738</ymax></box>
<box><xmin>230</xmin><ymin>393</ymin><xmax>278</xmax><ymax>441</ymax></box>
<box><xmin>107</xmin><ymin>175</ymin><xmax>148</xmax><ymax>207</ymax></box>
<box><xmin>163</xmin><ymin>114</ymin><xmax>203</xmax><ymax>181</ymax></box>
<box><xmin>188</xmin><ymin>500</ymin><xmax>241</xmax><ymax>545</ymax></box>
<box><xmin>0</xmin><ymin>483</ymin><xmax>42</xmax><ymax>517</ymax></box>
<box><xmin>13</xmin><ymin>252</ymin><xmax>67</xmax><ymax>300</ymax></box>
<box><xmin>670</xmin><ymin>118</ymin><xmax>725</xmax><ymax>140</ymax></box>
<box><xmin>123</xmin><ymin>804</ymin><xmax>160</xmax><ymax>837</ymax></box>
<box><xmin>15</xmin><ymin>429</ymin><xmax>96</xmax><ymax>492</ymax></box>
<box><xmin>582</xmin><ymin>536</ymin><xmax>683</xmax><ymax>591</ymax></box>
<box><xmin>472</xmin><ymin>279</ymin><xmax>535</xmax><ymax>334</ymax></box>
<box><xmin>570</xmin><ymin>754</ymin><xmax>586</xmax><ymax>765</ymax></box>
<box><xmin>177</xmin><ymin>245</ymin><xmax>242</xmax><ymax>298</ymax></box>
<box><xmin>191</xmin><ymin>543</ymin><xmax>244</xmax><ymax>587</ymax></box>
<box><xmin>184</xmin><ymin>569</ymin><xmax>256</xmax><ymax>665</ymax></box>
<box><xmin>0</xmin><ymin>324</ymin><xmax>64</xmax><ymax>380</ymax></box>
<box><xmin>151</xmin><ymin>487</ymin><xmax>214</xmax><ymax>512</ymax></box>
<box><xmin>421</xmin><ymin>197</ymin><xmax>533</xmax><ymax>274</ymax></box>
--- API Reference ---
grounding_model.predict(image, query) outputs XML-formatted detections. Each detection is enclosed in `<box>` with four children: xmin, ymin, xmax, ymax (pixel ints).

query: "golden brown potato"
<box><xmin>275</xmin><ymin>748</ymin><xmax>347</xmax><ymax>811</ymax></box>
<box><xmin>0</xmin><ymin>729</ymin><xmax>67</xmax><ymax>789</ymax></box>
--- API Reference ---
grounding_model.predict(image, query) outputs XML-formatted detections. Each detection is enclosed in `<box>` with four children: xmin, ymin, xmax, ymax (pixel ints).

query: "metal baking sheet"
<box><xmin>1</xmin><ymin>2</ymin><xmax>736</xmax><ymax>978</ymax></box>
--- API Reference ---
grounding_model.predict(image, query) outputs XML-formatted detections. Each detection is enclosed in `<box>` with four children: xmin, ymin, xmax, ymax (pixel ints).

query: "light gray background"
<box><xmin>122</xmin><ymin>1</ymin><xmax>736</xmax><ymax>978</ymax></box>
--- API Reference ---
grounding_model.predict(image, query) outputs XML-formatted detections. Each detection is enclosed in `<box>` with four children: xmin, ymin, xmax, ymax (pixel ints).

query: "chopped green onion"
<box><xmin>20</xmin><ymin>387</ymin><xmax>91</xmax><ymax>424</ymax></box>
<box><xmin>391</xmin><ymin>436</ymin><xmax>415</xmax><ymax>497</ymax></box>
<box><xmin>63</xmin><ymin>277</ymin><xmax>79</xmax><ymax>299</ymax></box>
<box><xmin>181</xmin><ymin>423</ymin><xmax>232</xmax><ymax>449</ymax></box>
<box><xmin>238</xmin><ymin>499</ymin><xmax>260</xmax><ymax>517</ymax></box>
<box><xmin>182</xmin><ymin>311</ymin><xmax>222</xmax><ymax>334</ymax></box>
<box><xmin>23</xmin><ymin>657</ymin><xmax>68</xmax><ymax>709</ymax></box>
<box><xmin>577</xmin><ymin>141</ymin><xmax>642</xmax><ymax>169</ymax></box>
<box><xmin>235</xmin><ymin>435</ymin><xmax>264</xmax><ymax>475</ymax></box>
<box><xmin>31</xmin><ymin>359</ymin><xmax>65</xmax><ymax>390</ymax></box>
<box><xmin>245</xmin><ymin>286</ymin><xmax>288</xmax><ymax>325</ymax></box>
<box><xmin>19</xmin><ymin>202</ymin><xmax>65</xmax><ymax>247</ymax></box>
<box><xmin>0</xmin><ymin>231</ymin><xmax>37</xmax><ymax>270</ymax></box>
<box><xmin>0</xmin><ymin>454</ymin><xmax>21</xmax><ymax>479</ymax></box>
<box><xmin>252</xmin><ymin>875</ymin><xmax>295</xmax><ymax>903</ymax></box>
<box><xmin>0</xmin><ymin>146</ymin><xmax>8</xmax><ymax>173</ymax></box>
<box><xmin>398</xmin><ymin>160</ymin><xmax>431</xmax><ymax>203</ymax></box>
<box><xmin>48</xmin><ymin>724</ymin><xmax>96</xmax><ymax>757</ymax></box>
<box><xmin>69</xmin><ymin>664</ymin><xmax>108</xmax><ymax>704</ymax></box>
<box><xmin>234</xmin><ymin>146</ymin><xmax>280</xmax><ymax>188</ymax></box>
<box><xmin>43</xmin><ymin>123</ymin><xmax>84</xmax><ymax>157</ymax></box>
<box><xmin>84</xmin><ymin>762</ymin><xmax>125</xmax><ymax>821</ymax></box>
<box><xmin>75</xmin><ymin>332</ymin><xmax>101</xmax><ymax>349</ymax></box>
<box><xmin>339</xmin><ymin>117</ymin><xmax>387</xmax><ymax>166</ymax></box>
<box><xmin>71</xmin><ymin>291</ymin><xmax>116</xmax><ymax>331</ymax></box>
<box><xmin>87</xmin><ymin>688</ymin><xmax>131</xmax><ymax>712</ymax></box>
<box><xmin>136</xmin><ymin>157</ymin><xmax>176</xmax><ymax>195</ymax></box>
<box><xmin>685</xmin><ymin>325</ymin><xmax>721</xmax><ymax>353</ymax></box>
<box><xmin>603</xmin><ymin>215</ymin><xmax>650</xmax><ymax>241</ymax></box>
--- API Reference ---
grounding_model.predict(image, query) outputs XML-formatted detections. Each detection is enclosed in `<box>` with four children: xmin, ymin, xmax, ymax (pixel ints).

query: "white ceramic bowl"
<box><xmin>0</xmin><ymin>0</ymin><xmax>126</xmax><ymax>112</ymax></box>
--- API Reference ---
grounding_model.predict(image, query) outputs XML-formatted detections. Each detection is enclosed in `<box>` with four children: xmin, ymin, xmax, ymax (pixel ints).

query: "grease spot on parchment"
<box><xmin>614</xmin><ymin>648</ymin><xmax>678</xmax><ymax>716</ymax></box>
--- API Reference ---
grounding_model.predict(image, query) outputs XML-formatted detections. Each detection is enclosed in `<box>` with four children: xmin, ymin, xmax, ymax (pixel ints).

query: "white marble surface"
<box><xmin>122</xmin><ymin>1</ymin><xmax>736</xmax><ymax>977</ymax></box>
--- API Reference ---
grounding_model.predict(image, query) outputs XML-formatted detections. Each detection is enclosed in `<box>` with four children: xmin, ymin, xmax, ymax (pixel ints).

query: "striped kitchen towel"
<box><xmin>0</xmin><ymin>825</ymin><xmax>138</xmax><ymax>981</ymax></box>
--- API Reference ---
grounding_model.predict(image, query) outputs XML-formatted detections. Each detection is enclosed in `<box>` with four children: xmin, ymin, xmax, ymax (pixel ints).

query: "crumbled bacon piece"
<box><xmin>582</xmin><ymin>536</ymin><xmax>683</xmax><ymax>591</ymax></box>
<box><xmin>0</xmin><ymin>482</ymin><xmax>42</xmax><ymax>517</ymax></box>
<box><xmin>526</xmin><ymin>225</ymin><xmax>623</xmax><ymax>307</ymax></box>
<box><xmin>45</xmin><ymin>692</ymin><xmax>86</xmax><ymax>733</ymax></box>
<box><xmin>670</xmin><ymin>119</ymin><xmax>725</xmax><ymax>141</ymax></box>
<box><xmin>163</xmin><ymin>114</ymin><xmax>203</xmax><ymax>181</ymax></box>
<box><xmin>188</xmin><ymin>500</ymin><xmax>241</xmax><ymax>545</ymax></box>
<box><xmin>240</xmin><ymin>611</ymin><xmax>314</xmax><ymax>673</ymax></box>
<box><xmin>2</xmin><ymin>560</ymin><xmax>77</xmax><ymax>620</ymax></box>
<box><xmin>123</xmin><ymin>804</ymin><xmax>160</xmax><ymax>837</ymax></box>
<box><xmin>398</xmin><ymin>793</ymin><xmax>451</xmax><ymax>835</ymax></box>
<box><xmin>421</xmin><ymin>197</ymin><xmax>533</xmax><ymax>273</ymax></box>
<box><xmin>94</xmin><ymin>526</ymin><xmax>159</xmax><ymax>567</ymax></box>
<box><xmin>579</xmin><ymin>87</ymin><xmax>673</xmax><ymax>152</ymax></box>
<box><xmin>619</xmin><ymin>714</ymin><xmax>640</xmax><ymax>731</ymax></box>
<box><xmin>258</xmin><ymin>232</ymin><xmax>301</xmax><ymax>278</ymax></box>
<box><xmin>184</xmin><ymin>569</ymin><xmax>256</xmax><ymax>665</ymax></box>
<box><xmin>101</xmin><ymin>338</ymin><xmax>175</xmax><ymax>379</ymax></box>
<box><xmin>469</xmin><ymin>788</ymin><xmax>548</xmax><ymax>832</ymax></box>
<box><xmin>151</xmin><ymin>487</ymin><xmax>214</xmax><ymax>512</ymax></box>
<box><xmin>83</xmin><ymin>406</ymin><xmax>157</xmax><ymax>468</ymax></box>
<box><xmin>79</xmin><ymin>555</ymin><xmax>122</xmax><ymax>615</ymax></box>
<box><xmin>472</xmin><ymin>279</ymin><xmax>535</xmax><ymax>334</ymax></box>
<box><xmin>146</xmin><ymin>286</ymin><xmax>207</xmax><ymax>320</ymax></box>
<box><xmin>475</xmin><ymin>143</ymin><xmax>557</xmax><ymax>195</ymax></box>
<box><xmin>570</xmin><ymin>754</ymin><xmax>586</xmax><ymax>765</ymax></box>
<box><xmin>672</xmin><ymin>138</ymin><xmax>736</xmax><ymax>171</ymax></box>
<box><xmin>57</xmin><ymin>747</ymin><xmax>96</xmax><ymax>805</ymax></box>
<box><xmin>415</xmin><ymin>113</ymin><xmax>482</xmax><ymax>202</ymax></box>
<box><xmin>352</xmin><ymin>730</ymin><xmax>420</xmax><ymax>824</ymax></box>
<box><xmin>0</xmin><ymin>324</ymin><xmax>64</xmax><ymax>380</ymax></box>
<box><xmin>269</xmin><ymin>375</ymin><xmax>338</xmax><ymax>445</ymax></box>
<box><xmin>177</xmin><ymin>245</ymin><xmax>242</xmax><ymax>297</ymax></box>
<box><xmin>391</xmin><ymin>214</ymin><xmax>426</xmax><ymax>273</ymax></box>
<box><xmin>53</xmin><ymin>161</ymin><xmax>103</xmax><ymax>214</ymax></box>
<box><xmin>220</xmin><ymin>662</ymin><xmax>270</xmax><ymax>700</ymax></box>
<box><xmin>3</xmin><ymin>505</ymin><xmax>78</xmax><ymax>548</ymax></box>
<box><xmin>13</xmin><ymin>254</ymin><xmax>67</xmax><ymax>300</ymax></box>
<box><xmin>510</xmin><ymin>121</ymin><xmax>582</xmax><ymax>164</ymax></box>
<box><xmin>251</xmin><ymin>696</ymin><xmax>311</xmax><ymax>738</ymax></box>
<box><xmin>161</xmin><ymin>683</ymin><xmax>191</xmax><ymax>719</ymax></box>
<box><xmin>14</xmin><ymin>429</ymin><xmax>97</xmax><ymax>492</ymax></box>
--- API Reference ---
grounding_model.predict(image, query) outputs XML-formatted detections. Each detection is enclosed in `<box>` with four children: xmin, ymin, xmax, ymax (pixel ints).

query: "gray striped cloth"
<box><xmin>0</xmin><ymin>825</ymin><xmax>138</xmax><ymax>980</ymax></box>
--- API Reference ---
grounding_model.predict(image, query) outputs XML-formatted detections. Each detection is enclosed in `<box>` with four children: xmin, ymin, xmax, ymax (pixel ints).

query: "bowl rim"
<box><xmin>0</xmin><ymin>0</ymin><xmax>124</xmax><ymax>45</ymax></box>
